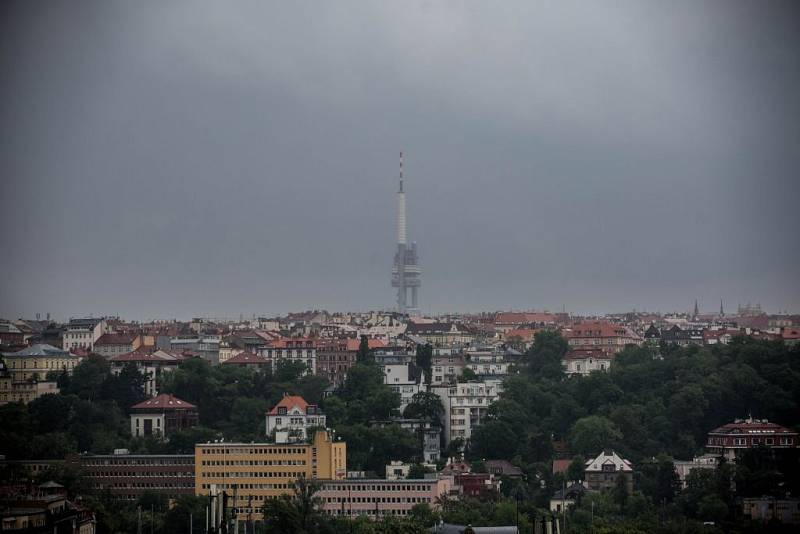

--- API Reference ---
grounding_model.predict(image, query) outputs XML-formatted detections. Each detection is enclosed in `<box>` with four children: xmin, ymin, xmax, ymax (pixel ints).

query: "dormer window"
<box><xmin>278</xmin><ymin>407</ymin><xmax>287</xmax><ymax>415</ymax></box>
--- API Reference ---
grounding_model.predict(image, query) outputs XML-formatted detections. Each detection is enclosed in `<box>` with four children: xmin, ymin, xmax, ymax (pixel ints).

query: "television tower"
<box><xmin>391</xmin><ymin>152</ymin><xmax>421</xmax><ymax>315</ymax></box>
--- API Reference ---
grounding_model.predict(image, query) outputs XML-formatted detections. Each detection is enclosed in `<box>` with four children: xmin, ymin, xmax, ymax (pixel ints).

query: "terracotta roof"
<box><xmin>267</xmin><ymin>395</ymin><xmax>310</xmax><ymax>415</ymax></box>
<box><xmin>504</xmin><ymin>328</ymin><xmax>538</xmax><ymax>341</ymax></box>
<box><xmin>564</xmin><ymin>349</ymin><xmax>609</xmax><ymax>360</ymax></box>
<box><xmin>95</xmin><ymin>333</ymin><xmax>137</xmax><ymax>346</ymax></box>
<box><xmin>222</xmin><ymin>352</ymin><xmax>268</xmax><ymax>365</ymax></box>
<box><xmin>345</xmin><ymin>338</ymin><xmax>387</xmax><ymax>351</ymax></box>
<box><xmin>564</xmin><ymin>321</ymin><xmax>639</xmax><ymax>339</ymax></box>
<box><xmin>130</xmin><ymin>394</ymin><xmax>196</xmax><ymax>411</ymax></box>
<box><xmin>552</xmin><ymin>458</ymin><xmax>571</xmax><ymax>475</ymax></box>
<box><xmin>709</xmin><ymin>418</ymin><xmax>797</xmax><ymax>437</ymax></box>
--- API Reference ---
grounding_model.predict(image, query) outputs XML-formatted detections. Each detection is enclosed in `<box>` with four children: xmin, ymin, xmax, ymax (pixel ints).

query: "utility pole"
<box><xmin>189</xmin><ymin>512</ymin><xmax>192</xmax><ymax>534</ymax></box>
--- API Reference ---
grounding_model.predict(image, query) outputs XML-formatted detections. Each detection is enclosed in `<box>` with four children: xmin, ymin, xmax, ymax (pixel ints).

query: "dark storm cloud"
<box><xmin>1</xmin><ymin>1</ymin><xmax>798</xmax><ymax>320</ymax></box>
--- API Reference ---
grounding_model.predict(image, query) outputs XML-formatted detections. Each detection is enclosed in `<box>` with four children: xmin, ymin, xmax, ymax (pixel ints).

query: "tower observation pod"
<box><xmin>391</xmin><ymin>152</ymin><xmax>421</xmax><ymax>315</ymax></box>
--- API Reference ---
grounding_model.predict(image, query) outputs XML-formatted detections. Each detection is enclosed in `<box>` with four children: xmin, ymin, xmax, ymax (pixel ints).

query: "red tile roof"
<box><xmin>709</xmin><ymin>418</ymin><xmax>797</xmax><ymax>437</ymax></box>
<box><xmin>564</xmin><ymin>321</ymin><xmax>638</xmax><ymax>339</ymax></box>
<box><xmin>95</xmin><ymin>333</ymin><xmax>137</xmax><ymax>346</ymax></box>
<box><xmin>344</xmin><ymin>338</ymin><xmax>387</xmax><ymax>351</ymax></box>
<box><xmin>131</xmin><ymin>394</ymin><xmax>196</xmax><ymax>411</ymax></box>
<box><xmin>222</xmin><ymin>352</ymin><xmax>268</xmax><ymax>365</ymax></box>
<box><xmin>267</xmin><ymin>395</ymin><xmax>310</xmax><ymax>415</ymax></box>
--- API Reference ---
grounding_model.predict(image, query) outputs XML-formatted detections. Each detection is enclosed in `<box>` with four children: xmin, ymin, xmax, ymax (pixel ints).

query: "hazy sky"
<box><xmin>1</xmin><ymin>1</ymin><xmax>798</xmax><ymax>321</ymax></box>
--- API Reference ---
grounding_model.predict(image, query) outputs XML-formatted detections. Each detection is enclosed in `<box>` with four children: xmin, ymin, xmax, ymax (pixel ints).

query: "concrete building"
<box><xmin>432</xmin><ymin>379</ymin><xmax>502</xmax><ymax>447</ymax></box>
<box><xmin>67</xmin><ymin>452</ymin><xmax>195</xmax><ymax>501</ymax></box>
<box><xmin>258</xmin><ymin>338</ymin><xmax>317</xmax><ymax>375</ymax></box>
<box><xmin>584</xmin><ymin>450</ymin><xmax>634</xmax><ymax>493</ymax></box>
<box><xmin>265</xmin><ymin>395</ymin><xmax>326</xmax><ymax>443</ymax></box>
<box><xmin>706</xmin><ymin>416</ymin><xmax>798</xmax><ymax>460</ymax></box>
<box><xmin>391</xmin><ymin>152</ymin><xmax>422</xmax><ymax>315</ymax></box>
<box><xmin>431</xmin><ymin>353</ymin><xmax>465</xmax><ymax>385</ymax></box>
<box><xmin>316</xmin><ymin>477</ymin><xmax>453</xmax><ymax>519</ymax></box>
<box><xmin>194</xmin><ymin>430</ymin><xmax>346</xmax><ymax>521</ymax></box>
<box><xmin>129</xmin><ymin>394</ymin><xmax>198</xmax><ymax>439</ymax></box>
<box><xmin>62</xmin><ymin>318</ymin><xmax>108</xmax><ymax>352</ymax></box>
<box><xmin>673</xmin><ymin>455</ymin><xmax>718</xmax><ymax>488</ymax></box>
<box><xmin>463</xmin><ymin>348</ymin><xmax>510</xmax><ymax>378</ymax></box>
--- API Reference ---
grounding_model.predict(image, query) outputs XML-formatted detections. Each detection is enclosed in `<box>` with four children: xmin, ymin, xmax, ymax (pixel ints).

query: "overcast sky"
<box><xmin>1</xmin><ymin>1</ymin><xmax>798</xmax><ymax>321</ymax></box>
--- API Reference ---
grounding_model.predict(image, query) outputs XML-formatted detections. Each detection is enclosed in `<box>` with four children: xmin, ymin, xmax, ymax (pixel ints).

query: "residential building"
<box><xmin>564</xmin><ymin>321</ymin><xmax>642</xmax><ymax>356</ymax></box>
<box><xmin>456</xmin><ymin>473</ymin><xmax>501</xmax><ymax>499</ymax></box>
<box><xmin>660</xmin><ymin>325</ymin><xmax>704</xmax><ymax>347</ymax></box>
<box><xmin>706</xmin><ymin>417</ymin><xmax>798</xmax><ymax>460</ymax></box>
<box><xmin>563</xmin><ymin>349</ymin><xmax>612</xmax><ymax>376</ymax></box>
<box><xmin>220</xmin><ymin>351</ymin><xmax>269</xmax><ymax>370</ymax></box>
<box><xmin>265</xmin><ymin>395</ymin><xmax>327</xmax><ymax>443</ymax></box>
<box><xmin>67</xmin><ymin>452</ymin><xmax>195</xmax><ymax>501</ymax></box>
<box><xmin>316</xmin><ymin>338</ymin><xmax>386</xmax><ymax>386</ymax></box>
<box><xmin>584</xmin><ymin>450</ymin><xmax>633</xmax><ymax>493</ymax></box>
<box><xmin>316</xmin><ymin>477</ymin><xmax>453</xmax><ymax>519</ymax></box>
<box><xmin>0</xmin><ymin>321</ymin><xmax>25</xmax><ymax>347</ymax></box>
<box><xmin>194</xmin><ymin>430</ymin><xmax>346</xmax><ymax>521</ymax></box>
<box><xmin>463</xmin><ymin>348</ymin><xmax>510</xmax><ymax>378</ymax></box>
<box><xmin>432</xmin><ymin>379</ymin><xmax>502</xmax><ymax>446</ymax></box>
<box><xmin>218</xmin><ymin>337</ymin><xmax>244</xmax><ymax>364</ymax></box>
<box><xmin>129</xmin><ymin>394</ymin><xmax>198</xmax><ymax>439</ymax></box>
<box><xmin>550</xmin><ymin>482</ymin><xmax>586</xmax><ymax>513</ymax></box>
<box><xmin>405</xmin><ymin>322</ymin><xmax>474</xmax><ymax>347</ymax></box>
<box><xmin>62</xmin><ymin>318</ymin><xmax>108</xmax><ymax>352</ymax></box>
<box><xmin>0</xmin><ymin>485</ymin><xmax>96</xmax><ymax>533</ymax></box>
<box><xmin>93</xmin><ymin>333</ymin><xmax>141</xmax><ymax>358</ymax></box>
<box><xmin>385</xmin><ymin>461</ymin><xmax>412</xmax><ymax>480</ymax></box>
<box><xmin>0</xmin><ymin>344</ymin><xmax>79</xmax><ymax>405</ymax></box>
<box><xmin>431</xmin><ymin>354</ymin><xmax>465</xmax><ymax>385</ymax></box>
<box><xmin>485</xmin><ymin>460</ymin><xmax>523</xmax><ymax>478</ymax></box>
<box><xmin>168</xmin><ymin>335</ymin><xmax>220</xmax><ymax>363</ymax></box>
<box><xmin>382</xmin><ymin>363</ymin><xmax>422</xmax><ymax>411</ymax></box>
<box><xmin>108</xmin><ymin>350</ymin><xmax>185</xmax><ymax>397</ymax></box>
<box><xmin>258</xmin><ymin>338</ymin><xmax>317</xmax><ymax>374</ymax></box>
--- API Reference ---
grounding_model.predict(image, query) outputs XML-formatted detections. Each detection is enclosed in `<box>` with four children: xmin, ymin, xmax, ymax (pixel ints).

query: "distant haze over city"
<box><xmin>2</xmin><ymin>1</ymin><xmax>799</xmax><ymax>320</ymax></box>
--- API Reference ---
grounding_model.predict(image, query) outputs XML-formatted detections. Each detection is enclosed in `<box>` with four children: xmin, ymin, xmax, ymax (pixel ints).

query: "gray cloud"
<box><xmin>1</xmin><ymin>0</ymin><xmax>798</xmax><ymax>320</ymax></box>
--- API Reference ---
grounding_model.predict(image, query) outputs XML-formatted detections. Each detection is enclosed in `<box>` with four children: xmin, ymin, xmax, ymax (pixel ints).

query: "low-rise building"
<box><xmin>742</xmin><ymin>497</ymin><xmax>800</xmax><ymax>524</ymax></box>
<box><xmin>0</xmin><ymin>486</ymin><xmax>96</xmax><ymax>533</ymax></box>
<box><xmin>564</xmin><ymin>321</ymin><xmax>642</xmax><ymax>356</ymax></box>
<box><xmin>93</xmin><ymin>333</ymin><xmax>142</xmax><ymax>358</ymax></box>
<box><xmin>550</xmin><ymin>482</ymin><xmax>587</xmax><ymax>513</ymax></box>
<box><xmin>67</xmin><ymin>452</ymin><xmax>195</xmax><ymax>501</ymax></box>
<box><xmin>706</xmin><ymin>417</ymin><xmax>798</xmax><ymax>460</ymax></box>
<box><xmin>0</xmin><ymin>344</ymin><xmax>79</xmax><ymax>405</ymax></box>
<box><xmin>316</xmin><ymin>477</ymin><xmax>453</xmax><ymax>519</ymax></box>
<box><xmin>563</xmin><ymin>349</ymin><xmax>612</xmax><ymax>376</ymax></box>
<box><xmin>265</xmin><ymin>395</ymin><xmax>326</xmax><ymax>443</ymax></box>
<box><xmin>584</xmin><ymin>450</ymin><xmax>633</xmax><ymax>493</ymax></box>
<box><xmin>129</xmin><ymin>394</ymin><xmax>198</xmax><ymax>439</ymax></box>
<box><xmin>673</xmin><ymin>455</ymin><xmax>718</xmax><ymax>488</ymax></box>
<box><xmin>383</xmin><ymin>363</ymin><xmax>422</xmax><ymax>412</ymax></box>
<box><xmin>194</xmin><ymin>430</ymin><xmax>346</xmax><ymax>521</ymax></box>
<box><xmin>220</xmin><ymin>351</ymin><xmax>269</xmax><ymax>370</ymax></box>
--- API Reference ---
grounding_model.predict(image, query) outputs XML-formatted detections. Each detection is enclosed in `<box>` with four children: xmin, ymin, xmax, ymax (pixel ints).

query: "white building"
<box><xmin>62</xmin><ymin>318</ymin><xmax>108</xmax><ymax>352</ymax></box>
<box><xmin>464</xmin><ymin>349</ymin><xmax>510</xmax><ymax>378</ymax></box>
<box><xmin>382</xmin><ymin>363</ymin><xmax>422</xmax><ymax>412</ymax></box>
<box><xmin>563</xmin><ymin>350</ymin><xmax>613</xmax><ymax>376</ymax></box>
<box><xmin>431</xmin><ymin>379</ymin><xmax>503</xmax><ymax>447</ymax></box>
<box><xmin>265</xmin><ymin>394</ymin><xmax>326</xmax><ymax>443</ymax></box>
<box><xmin>108</xmin><ymin>350</ymin><xmax>185</xmax><ymax>397</ymax></box>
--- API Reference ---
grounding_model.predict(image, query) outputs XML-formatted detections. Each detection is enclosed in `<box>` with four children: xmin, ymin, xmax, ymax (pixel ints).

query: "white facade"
<box><xmin>259</xmin><ymin>346</ymin><xmax>317</xmax><ymax>375</ymax></box>
<box><xmin>131</xmin><ymin>412</ymin><xmax>165</xmax><ymax>438</ymax></box>
<box><xmin>265</xmin><ymin>397</ymin><xmax>326</xmax><ymax>443</ymax></box>
<box><xmin>563</xmin><ymin>355</ymin><xmax>612</xmax><ymax>376</ymax></box>
<box><xmin>383</xmin><ymin>363</ymin><xmax>421</xmax><ymax>411</ymax></box>
<box><xmin>432</xmin><ymin>379</ymin><xmax>503</xmax><ymax>447</ymax></box>
<box><xmin>62</xmin><ymin>319</ymin><xmax>108</xmax><ymax>351</ymax></box>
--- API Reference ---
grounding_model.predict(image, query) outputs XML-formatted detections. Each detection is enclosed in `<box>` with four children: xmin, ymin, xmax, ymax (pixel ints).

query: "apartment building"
<box><xmin>431</xmin><ymin>353</ymin><xmax>465</xmax><ymax>385</ymax></box>
<box><xmin>316</xmin><ymin>477</ymin><xmax>453</xmax><ymax>519</ymax></box>
<box><xmin>62</xmin><ymin>318</ymin><xmax>108</xmax><ymax>352</ymax></box>
<box><xmin>431</xmin><ymin>379</ymin><xmax>502</xmax><ymax>446</ymax></box>
<box><xmin>109</xmin><ymin>350</ymin><xmax>185</xmax><ymax>397</ymax></box>
<box><xmin>93</xmin><ymin>333</ymin><xmax>141</xmax><ymax>358</ymax></box>
<box><xmin>382</xmin><ymin>363</ymin><xmax>422</xmax><ymax>411</ymax></box>
<box><xmin>562</xmin><ymin>349</ymin><xmax>612</xmax><ymax>376</ymax></box>
<box><xmin>258</xmin><ymin>338</ymin><xmax>317</xmax><ymax>375</ymax></box>
<box><xmin>194</xmin><ymin>430</ymin><xmax>346</xmax><ymax>521</ymax></box>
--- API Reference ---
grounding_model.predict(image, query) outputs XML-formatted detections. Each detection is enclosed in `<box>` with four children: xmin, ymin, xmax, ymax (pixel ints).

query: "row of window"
<box><xmin>323</xmin><ymin>484</ymin><xmax>434</xmax><ymax>492</ymax></box>
<box><xmin>198</xmin><ymin>447</ymin><xmax>307</xmax><ymax>455</ymax></box>
<box><xmin>82</xmin><ymin>458</ymin><xmax>193</xmax><ymax>466</ymax></box>
<box><xmin>707</xmin><ymin>436</ymin><xmax>794</xmax><ymax>446</ymax></box>
<box><xmin>87</xmin><ymin>471</ymin><xmax>194</xmax><ymax>477</ymax></box>
<box><xmin>200</xmin><ymin>459</ymin><xmax>307</xmax><ymax>466</ymax></box>
<box><xmin>200</xmin><ymin>471</ymin><xmax>307</xmax><ymax>478</ymax></box>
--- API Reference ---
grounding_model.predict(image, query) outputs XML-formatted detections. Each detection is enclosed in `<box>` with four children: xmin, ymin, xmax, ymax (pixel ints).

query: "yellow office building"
<box><xmin>195</xmin><ymin>430</ymin><xmax>346</xmax><ymax>520</ymax></box>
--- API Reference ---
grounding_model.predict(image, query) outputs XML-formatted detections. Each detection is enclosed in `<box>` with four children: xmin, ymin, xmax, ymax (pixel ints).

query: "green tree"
<box><xmin>163</xmin><ymin>495</ymin><xmax>207</xmax><ymax>534</ymax></box>
<box><xmin>459</xmin><ymin>367</ymin><xmax>478</xmax><ymax>382</ymax></box>
<box><xmin>567</xmin><ymin>455</ymin><xmax>586</xmax><ymax>482</ymax></box>
<box><xmin>356</xmin><ymin>335</ymin><xmax>371</xmax><ymax>363</ymax></box>
<box><xmin>65</xmin><ymin>354</ymin><xmax>110</xmax><ymax>400</ymax></box>
<box><xmin>568</xmin><ymin>416</ymin><xmax>622</xmax><ymax>456</ymax></box>
<box><xmin>525</xmin><ymin>331</ymin><xmax>568</xmax><ymax>379</ymax></box>
<box><xmin>415</xmin><ymin>343</ymin><xmax>433</xmax><ymax>384</ymax></box>
<box><xmin>402</xmin><ymin>391</ymin><xmax>443</xmax><ymax>422</ymax></box>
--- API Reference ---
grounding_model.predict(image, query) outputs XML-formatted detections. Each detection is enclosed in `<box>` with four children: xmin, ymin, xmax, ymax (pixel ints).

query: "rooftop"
<box><xmin>130</xmin><ymin>393</ymin><xmax>196</xmax><ymax>411</ymax></box>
